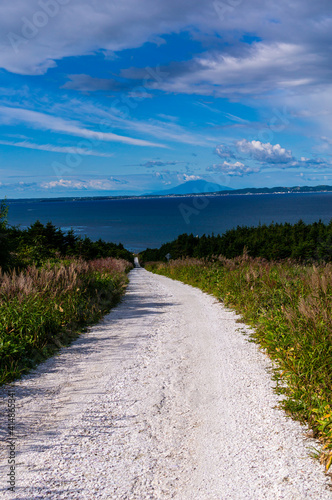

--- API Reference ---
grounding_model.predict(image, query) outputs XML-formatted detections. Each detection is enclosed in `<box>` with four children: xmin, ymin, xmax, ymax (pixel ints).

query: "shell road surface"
<box><xmin>0</xmin><ymin>263</ymin><xmax>331</xmax><ymax>499</ymax></box>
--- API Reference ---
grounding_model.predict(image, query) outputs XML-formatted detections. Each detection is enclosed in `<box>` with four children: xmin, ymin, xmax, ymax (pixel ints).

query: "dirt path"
<box><xmin>0</xmin><ymin>265</ymin><xmax>331</xmax><ymax>499</ymax></box>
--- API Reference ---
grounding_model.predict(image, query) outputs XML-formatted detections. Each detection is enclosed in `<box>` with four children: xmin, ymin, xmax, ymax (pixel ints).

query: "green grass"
<box><xmin>0</xmin><ymin>257</ymin><xmax>132</xmax><ymax>385</ymax></box>
<box><xmin>146</xmin><ymin>256</ymin><xmax>332</xmax><ymax>472</ymax></box>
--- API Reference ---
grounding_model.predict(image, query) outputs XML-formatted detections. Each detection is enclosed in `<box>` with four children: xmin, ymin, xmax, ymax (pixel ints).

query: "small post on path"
<box><xmin>165</xmin><ymin>253</ymin><xmax>171</xmax><ymax>262</ymax></box>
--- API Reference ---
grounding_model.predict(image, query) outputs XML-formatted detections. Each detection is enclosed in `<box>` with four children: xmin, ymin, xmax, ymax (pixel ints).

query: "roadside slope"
<box><xmin>0</xmin><ymin>266</ymin><xmax>331</xmax><ymax>499</ymax></box>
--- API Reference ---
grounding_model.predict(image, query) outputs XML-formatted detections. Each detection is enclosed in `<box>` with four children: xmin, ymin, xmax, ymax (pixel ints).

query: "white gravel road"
<box><xmin>1</xmin><ymin>263</ymin><xmax>332</xmax><ymax>499</ymax></box>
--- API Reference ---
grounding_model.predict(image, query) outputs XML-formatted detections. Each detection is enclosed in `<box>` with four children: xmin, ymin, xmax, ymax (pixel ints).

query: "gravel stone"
<box><xmin>0</xmin><ymin>265</ymin><xmax>331</xmax><ymax>499</ymax></box>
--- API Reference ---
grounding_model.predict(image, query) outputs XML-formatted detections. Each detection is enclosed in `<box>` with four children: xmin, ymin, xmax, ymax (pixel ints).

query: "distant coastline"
<box><xmin>6</xmin><ymin>184</ymin><xmax>332</xmax><ymax>204</ymax></box>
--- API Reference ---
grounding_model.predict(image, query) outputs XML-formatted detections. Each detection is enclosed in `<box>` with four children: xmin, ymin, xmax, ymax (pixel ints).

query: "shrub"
<box><xmin>0</xmin><ymin>257</ymin><xmax>132</xmax><ymax>384</ymax></box>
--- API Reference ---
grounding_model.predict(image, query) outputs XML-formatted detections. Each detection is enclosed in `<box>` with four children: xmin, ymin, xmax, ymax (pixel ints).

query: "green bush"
<box><xmin>0</xmin><ymin>199</ymin><xmax>11</xmax><ymax>271</ymax></box>
<box><xmin>0</xmin><ymin>257</ymin><xmax>132</xmax><ymax>384</ymax></box>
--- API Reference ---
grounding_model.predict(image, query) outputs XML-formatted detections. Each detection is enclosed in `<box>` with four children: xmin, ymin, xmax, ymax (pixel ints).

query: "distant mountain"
<box><xmin>148</xmin><ymin>179</ymin><xmax>232</xmax><ymax>196</ymax></box>
<box><xmin>9</xmin><ymin>184</ymin><xmax>332</xmax><ymax>204</ymax></box>
<box><xmin>218</xmin><ymin>185</ymin><xmax>332</xmax><ymax>195</ymax></box>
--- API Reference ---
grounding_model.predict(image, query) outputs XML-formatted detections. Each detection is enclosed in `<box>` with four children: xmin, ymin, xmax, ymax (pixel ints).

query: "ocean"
<box><xmin>6</xmin><ymin>192</ymin><xmax>332</xmax><ymax>252</ymax></box>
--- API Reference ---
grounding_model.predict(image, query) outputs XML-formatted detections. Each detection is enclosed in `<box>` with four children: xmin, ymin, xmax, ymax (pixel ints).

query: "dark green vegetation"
<box><xmin>0</xmin><ymin>216</ymin><xmax>134</xmax><ymax>273</ymax></box>
<box><xmin>0</xmin><ymin>201</ymin><xmax>133</xmax><ymax>384</ymax></box>
<box><xmin>146</xmin><ymin>256</ymin><xmax>332</xmax><ymax>471</ymax></box>
<box><xmin>140</xmin><ymin>220</ymin><xmax>332</xmax><ymax>263</ymax></box>
<box><xmin>0</xmin><ymin>199</ymin><xmax>11</xmax><ymax>270</ymax></box>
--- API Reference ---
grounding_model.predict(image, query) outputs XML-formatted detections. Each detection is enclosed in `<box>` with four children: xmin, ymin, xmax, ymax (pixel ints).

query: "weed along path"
<box><xmin>0</xmin><ymin>263</ymin><xmax>331</xmax><ymax>499</ymax></box>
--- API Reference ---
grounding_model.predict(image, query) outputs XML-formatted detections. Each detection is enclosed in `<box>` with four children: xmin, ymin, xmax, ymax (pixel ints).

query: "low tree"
<box><xmin>0</xmin><ymin>199</ymin><xmax>11</xmax><ymax>270</ymax></box>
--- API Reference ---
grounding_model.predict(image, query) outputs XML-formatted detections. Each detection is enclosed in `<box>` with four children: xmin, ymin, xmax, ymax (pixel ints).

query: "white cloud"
<box><xmin>0</xmin><ymin>105</ymin><xmax>166</xmax><ymax>148</ymax></box>
<box><xmin>236</xmin><ymin>139</ymin><xmax>293</xmax><ymax>164</ymax></box>
<box><xmin>207</xmin><ymin>161</ymin><xmax>259</xmax><ymax>176</ymax></box>
<box><xmin>1</xmin><ymin>0</ymin><xmax>331</xmax><ymax>106</ymax></box>
<box><xmin>41</xmin><ymin>177</ymin><xmax>126</xmax><ymax>190</ymax></box>
<box><xmin>1</xmin><ymin>0</ymin><xmax>209</xmax><ymax>75</ymax></box>
<box><xmin>293</xmin><ymin>157</ymin><xmax>331</xmax><ymax>169</ymax></box>
<box><xmin>214</xmin><ymin>139</ymin><xmax>331</xmax><ymax>170</ymax></box>
<box><xmin>139</xmin><ymin>160</ymin><xmax>178</xmax><ymax>168</ymax></box>
<box><xmin>215</xmin><ymin>145</ymin><xmax>235</xmax><ymax>159</ymax></box>
<box><xmin>1</xmin><ymin>1</ymin><xmax>331</xmax><ymax>87</ymax></box>
<box><xmin>62</xmin><ymin>74</ymin><xmax>127</xmax><ymax>92</ymax></box>
<box><xmin>125</xmin><ymin>41</ymin><xmax>331</xmax><ymax>98</ymax></box>
<box><xmin>181</xmin><ymin>174</ymin><xmax>201</xmax><ymax>181</ymax></box>
<box><xmin>157</xmin><ymin>114</ymin><xmax>179</xmax><ymax>122</ymax></box>
<box><xmin>109</xmin><ymin>112</ymin><xmax>213</xmax><ymax>146</ymax></box>
<box><xmin>0</xmin><ymin>95</ymin><xmax>215</xmax><ymax>148</ymax></box>
<box><xmin>0</xmin><ymin>139</ymin><xmax>114</xmax><ymax>157</ymax></box>
<box><xmin>127</xmin><ymin>91</ymin><xmax>153</xmax><ymax>100</ymax></box>
<box><xmin>321</xmin><ymin>136</ymin><xmax>332</xmax><ymax>146</ymax></box>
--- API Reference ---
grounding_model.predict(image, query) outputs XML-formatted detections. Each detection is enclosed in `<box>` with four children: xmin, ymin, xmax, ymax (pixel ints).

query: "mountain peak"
<box><xmin>149</xmin><ymin>179</ymin><xmax>232</xmax><ymax>196</ymax></box>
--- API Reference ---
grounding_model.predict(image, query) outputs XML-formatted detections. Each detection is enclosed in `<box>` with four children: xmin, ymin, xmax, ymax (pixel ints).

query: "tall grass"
<box><xmin>0</xmin><ymin>257</ymin><xmax>132</xmax><ymax>384</ymax></box>
<box><xmin>146</xmin><ymin>257</ymin><xmax>332</xmax><ymax>471</ymax></box>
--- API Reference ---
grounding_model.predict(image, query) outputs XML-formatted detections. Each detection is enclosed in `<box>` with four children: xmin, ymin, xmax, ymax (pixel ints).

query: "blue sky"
<box><xmin>1</xmin><ymin>0</ymin><xmax>332</xmax><ymax>198</ymax></box>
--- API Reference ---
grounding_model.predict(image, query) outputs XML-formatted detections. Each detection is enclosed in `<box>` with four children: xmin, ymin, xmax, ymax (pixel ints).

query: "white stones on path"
<box><xmin>0</xmin><ymin>266</ymin><xmax>331</xmax><ymax>499</ymax></box>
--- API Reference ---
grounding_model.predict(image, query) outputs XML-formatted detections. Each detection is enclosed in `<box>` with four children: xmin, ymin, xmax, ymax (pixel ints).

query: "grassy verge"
<box><xmin>146</xmin><ymin>256</ymin><xmax>332</xmax><ymax>471</ymax></box>
<box><xmin>0</xmin><ymin>257</ymin><xmax>132</xmax><ymax>385</ymax></box>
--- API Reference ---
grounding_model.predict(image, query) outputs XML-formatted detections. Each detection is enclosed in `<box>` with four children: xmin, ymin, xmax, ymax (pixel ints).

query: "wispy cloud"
<box><xmin>71</xmin><ymin>99</ymin><xmax>217</xmax><ymax>147</ymax></box>
<box><xmin>194</xmin><ymin>101</ymin><xmax>221</xmax><ymax>113</ymax></box>
<box><xmin>123</xmin><ymin>42</ymin><xmax>330</xmax><ymax>98</ymax></box>
<box><xmin>0</xmin><ymin>106</ymin><xmax>166</xmax><ymax>148</ymax></box>
<box><xmin>41</xmin><ymin>177</ymin><xmax>128</xmax><ymax>190</ymax></box>
<box><xmin>0</xmin><ymin>99</ymin><xmax>213</xmax><ymax>148</ymax></box>
<box><xmin>0</xmin><ymin>139</ymin><xmax>114</xmax><ymax>157</ymax></box>
<box><xmin>223</xmin><ymin>113</ymin><xmax>249</xmax><ymax>124</ymax></box>
<box><xmin>62</xmin><ymin>74</ymin><xmax>129</xmax><ymax>92</ymax></box>
<box><xmin>321</xmin><ymin>136</ymin><xmax>332</xmax><ymax>146</ymax></box>
<box><xmin>214</xmin><ymin>145</ymin><xmax>235</xmax><ymax>159</ymax></box>
<box><xmin>139</xmin><ymin>160</ymin><xmax>179</xmax><ymax>168</ymax></box>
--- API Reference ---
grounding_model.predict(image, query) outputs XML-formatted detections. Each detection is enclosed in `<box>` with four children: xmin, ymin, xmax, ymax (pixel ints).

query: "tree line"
<box><xmin>0</xmin><ymin>201</ymin><xmax>134</xmax><ymax>270</ymax></box>
<box><xmin>140</xmin><ymin>220</ymin><xmax>332</xmax><ymax>263</ymax></box>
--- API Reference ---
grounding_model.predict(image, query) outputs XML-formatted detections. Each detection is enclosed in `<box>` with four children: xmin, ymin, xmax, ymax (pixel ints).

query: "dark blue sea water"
<box><xmin>7</xmin><ymin>193</ymin><xmax>332</xmax><ymax>252</ymax></box>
